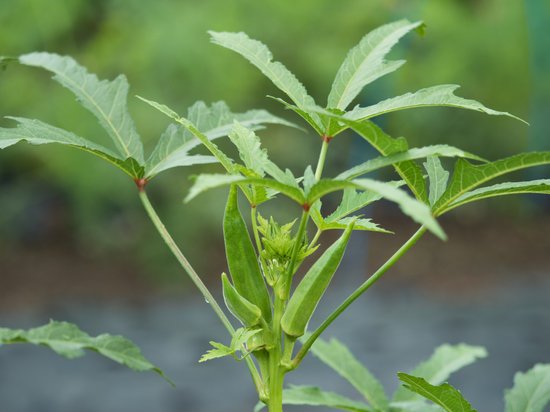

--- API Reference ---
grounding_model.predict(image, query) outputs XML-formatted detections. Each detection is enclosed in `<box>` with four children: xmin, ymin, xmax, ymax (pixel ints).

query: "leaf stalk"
<box><xmin>291</xmin><ymin>225</ymin><xmax>427</xmax><ymax>369</ymax></box>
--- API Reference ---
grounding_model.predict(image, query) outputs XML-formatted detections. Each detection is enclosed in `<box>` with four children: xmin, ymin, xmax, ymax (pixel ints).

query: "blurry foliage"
<box><xmin>0</xmin><ymin>0</ymin><xmax>531</xmax><ymax>284</ymax></box>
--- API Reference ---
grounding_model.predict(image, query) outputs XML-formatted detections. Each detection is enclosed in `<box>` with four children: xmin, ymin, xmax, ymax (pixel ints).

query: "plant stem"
<box><xmin>314</xmin><ymin>138</ymin><xmax>330</xmax><ymax>181</ymax></box>
<box><xmin>267</xmin><ymin>296</ymin><xmax>286</xmax><ymax>412</ymax></box>
<box><xmin>138</xmin><ymin>189</ymin><xmax>264</xmax><ymax>395</ymax></box>
<box><xmin>291</xmin><ymin>226</ymin><xmax>427</xmax><ymax>368</ymax></box>
<box><xmin>308</xmin><ymin>228</ymin><xmax>322</xmax><ymax>249</ymax></box>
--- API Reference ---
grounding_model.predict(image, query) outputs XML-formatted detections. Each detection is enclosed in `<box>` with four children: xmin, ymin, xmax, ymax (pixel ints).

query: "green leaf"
<box><xmin>199</xmin><ymin>327</ymin><xmax>260</xmax><ymax>363</ymax></box>
<box><xmin>397</xmin><ymin>373</ymin><xmax>477</xmax><ymax>412</ymax></box>
<box><xmin>393</xmin><ymin>344</ymin><xmax>487</xmax><ymax>403</ymax></box>
<box><xmin>228</xmin><ymin>121</ymin><xmax>287</xmax><ymax>179</ymax></box>
<box><xmin>0</xmin><ymin>320</ymin><xmax>170</xmax><ymax>383</ymax></box>
<box><xmin>434</xmin><ymin>152</ymin><xmax>550</xmax><ymax>215</ymax></box>
<box><xmin>282</xmin><ymin>385</ymin><xmax>373</xmax><ymax>411</ymax></box>
<box><xmin>424</xmin><ymin>156</ymin><xmax>450</xmax><ymax>206</ymax></box>
<box><xmin>389</xmin><ymin>401</ymin><xmax>442</xmax><ymax>412</ymax></box>
<box><xmin>185</xmin><ymin>174</ymin><xmax>305</xmax><ymax>204</ymax></box>
<box><xmin>0</xmin><ymin>117</ymin><xmax>144</xmax><ymax>178</ymax></box>
<box><xmin>145</xmin><ymin>123</ymin><xmax>216</xmax><ymax>178</ymax></box>
<box><xmin>345</xmin><ymin>119</ymin><xmax>428</xmax><ymax>202</ymax></box>
<box><xmin>270</xmin><ymin>96</ymin><xmax>326</xmax><ymax>135</ymax></box>
<box><xmin>337</xmin><ymin>144</ymin><xmax>484</xmax><ymax>181</ymax></box>
<box><xmin>353</xmin><ymin>178</ymin><xmax>444</xmax><ymax>239</ymax></box>
<box><xmin>306</xmin><ymin>179</ymin><xmax>358</xmax><ymax>205</ymax></box>
<box><xmin>209</xmin><ymin>31</ymin><xmax>323</xmax><ymax>130</ymax></box>
<box><xmin>308</xmin><ymin>337</ymin><xmax>389</xmax><ymax>410</ymax></box>
<box><xmin>138</xmin><ymin>96</ymin><xmax>236</xmax><ymax>172</ymax></box>
<box><xmin>19</xmin><ymin>53</ymin><xmax>145</xmax><ymax>162</ymax></box>
<box><xmin>145</xmin><ymin>101</ymin><xmax>294</xmax><ymax>178</ymax></box>
<box><xmin>327</xmin><ymin>187</ymin><xmax>392</xmax><ymax>221</ymax></box>
<box><xmin>309</xmin><ymin>189</ymin><xmax>392</xmax><ymax>233</ymax></box>
<box><xmin>306</xmin><ymin>178</ymin><xmax>444</xmax><ymax>239</ymax></box>
<box><xmin>198</xmin><ymin>341</ymin><xmax>234</xmax><ymax>363</ymax></box>
<box><xmin>327</xmin><ymin>20</ymin><xmax>422</xmax><ymax>110</ymax></box>
<box><xmin>345</xmin><ymin>84</ymin><xmax>527</xmax><ymax>124</ymax></box>
<box><xmin>302</xmin><ymin>165</ymin><xmax>316</xmax><ymax>197</ymax></box>
<box><xmin>320</xmin><ymin>217</ymin><xmax>390</xmax><ymax>233</ymax></box>
<box><xmin>505</xmin><ymin>364</ymin><xmax>550</xmax><ymax>412</ymax></box>
<box><xmin>446</xmin><ymin>180</ymin><xmax>550</xmax><ymax>212</ymax></box>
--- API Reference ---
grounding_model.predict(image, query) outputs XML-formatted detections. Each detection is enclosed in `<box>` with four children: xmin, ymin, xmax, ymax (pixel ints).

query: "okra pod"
<box><xmin>281</xmin><ymin>222</ymin><xmax>354</xmax><ymax>338</ymax></box>
<box><xmin>221</xmin><ymin>273</ymin><xmax>262</xmax><ymax>327</ymax></box>
<box><xmin>224</xmin><ymin>185</ymin><xmax>272</xmax><ymax>322</ymax></box>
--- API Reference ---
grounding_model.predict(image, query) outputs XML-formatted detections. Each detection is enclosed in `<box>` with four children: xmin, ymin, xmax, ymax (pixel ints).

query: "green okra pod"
<box><xmin>224</xmin><ymin>185</ymin><xmax>272</xmax><ymax>322</ymax></box>
<box><xmin>281</xmin><ymin>221</ymin><xmax>355</xmax><ymax>338</ymax></box>
<box><xmin>221</xmin><ymin>272</ymin><xmax>262</xmax><ymax>327</ymax></box>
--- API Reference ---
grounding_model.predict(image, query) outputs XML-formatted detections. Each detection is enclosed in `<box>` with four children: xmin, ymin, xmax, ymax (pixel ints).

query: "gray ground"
<box><xmin>1</xmin><ymin>273</ymin><xmax>550</xmax><ymax>412</ymax></box>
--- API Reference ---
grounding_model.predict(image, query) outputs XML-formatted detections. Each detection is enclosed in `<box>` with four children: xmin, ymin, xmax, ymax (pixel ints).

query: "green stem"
<box><xmin>308</xmin><ymin>228</ymin><xmax>322</xmax><ymax>249</ymax></box>
<box><xmin>267</xmin><ymin>295</ymin><xmax>286</xmax><ymax>412</ymax></box>
<box><xmin>291</xmin><ymin>226</ymin><xmax>427</xmax><ymax>369</ymax></box>
<box><xmin>138</xmin><ymin>189</ymin><xmax>264</xmax><ymax>394</ymax></box>
<box><xmin>314</xmin><ymin>138</ymin><xmax>330</xmax><ymax>181</ymax></box>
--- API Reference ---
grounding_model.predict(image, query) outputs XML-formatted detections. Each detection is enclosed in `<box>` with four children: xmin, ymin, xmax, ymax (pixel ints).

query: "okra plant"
<box><xmin>1</xmin><ymin>20</ymin><xmax>550</xmax><ymax>411</ymax></box>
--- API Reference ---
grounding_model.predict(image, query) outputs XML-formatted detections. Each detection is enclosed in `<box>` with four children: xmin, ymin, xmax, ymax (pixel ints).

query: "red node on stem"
<box><xmin>134</xmin><ymin>178</ymin><xmax>149</xmax><ymax>192</ymax></box>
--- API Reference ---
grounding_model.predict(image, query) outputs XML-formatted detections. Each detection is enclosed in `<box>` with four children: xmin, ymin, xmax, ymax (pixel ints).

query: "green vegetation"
<box><xmin>0</xmin><ymin>10</ymin><xmax>547</xmax><ymax>412</ymax></box>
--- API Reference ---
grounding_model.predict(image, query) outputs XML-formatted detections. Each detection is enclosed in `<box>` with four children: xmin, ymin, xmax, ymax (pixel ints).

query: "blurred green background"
<box><xmin>0</xmin><ymin>0</ymin><xmax>546</xmax><ymax>296</ymax></box>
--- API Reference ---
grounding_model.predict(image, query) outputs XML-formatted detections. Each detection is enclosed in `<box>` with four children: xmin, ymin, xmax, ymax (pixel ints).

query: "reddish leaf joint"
<box><xmin>322</xmin><ymin>135</ymin><xmax>333</xmax><ymax>144</ymax></box>
<box><xmin>302</xmin><ymin>203</ymin><xmax>310</xmax><ymax>212</ymax></box>
<box><xmin>134</xmin><ymin>178</ymin><xmax>149</xmax><ymax>192</ymax></box>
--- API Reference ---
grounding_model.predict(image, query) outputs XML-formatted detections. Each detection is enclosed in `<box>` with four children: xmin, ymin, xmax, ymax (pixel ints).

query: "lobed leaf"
<box><xmin>19</xmin><ymin>52</ymin><xmax>145</xmax><ymax>162</ymax></box>
<box><xmin>326</xmin><ymin>187</ymin><xmax>401</xmax><ymax>222</ymax></box>
<box><xmin>209</xmin><ymin>31</ymin><xmax>323</xmax><ymax>130</ymax></box>
<box><xmin>345</xmin><ymin>119</ymin><xmax>428</xmax><ymax>202</ymax></box>
<box><xmin>318</xmin><ymin>217</ymin><xmax>390</xmax><ymax>233</ymax></box>
<box><xmin>424</xmin><ymin>156</ymin><xmax>450</xmax><ymax>206</ymax></box>
<box><xmin>185</xmin><ymin>173</ymin><xmax>305</xmax><ymax>204</ymax></box>
<box><xmin>283</xmin><ymin>385</ymin><xmax>372</xmax><ymax>411</ymax></box>
<box><xmin>446</xmin><ymin>179</ymin><xmax>550</xmax><ymax>212</ymax></box>
<box><xmin>145</xmin><ymin>101</ymin><xmax>294</xmax><ymax>178</ymax></box>
<box><xmin>393</xmin><ymin>343</ymin><xmax>487</xmax><ymax>403</ymax></box>
<box><xmin>308</xmin><ymin>337</ymin><xmax>389</xmax><ymax>410</ymax></box>
<box><xmin>309</xmin><ymin>189</ymin><xmax>393</xmax><ymax>233</ymax></box>
<box><xmin>138</xmin><ymin>96</ymin><xmax>235</xmax><ymax>172</ymax></box>
<box><xmin>351</xmin><ymin>179</ymin><xmax>444</xmax><ymax>239</ymax></box>
<box><xmin>345</xmin><ymin>84</ymin><xmax>527</xmax><ymax>124</ymax></box>
<box><xmin>505</xmin><ymin>364</ymin><xmax>550</xmax><ymax>412</ymax></box>
<box><xmin>145</xmin><ymin>124</ymin><xmax>216</xmax><ymax>177</ymax></box>
<box><xmin>327</xmin><ymin>20</ymin><xmax>422</xmax><ymax>110</ymax></box>
<box><xmin>199</xmin><ymin>341</ymin><xmax>234</xmax><ymax>363</ymax></box>
<box><xmin>390</xmin><ymin>400</ymin><xmax>442</xmax><ymax>412</ymax></box>
<box><xmin>397</xmin><ymin>373</ymin><xmax>477</xmax><ymax>412</ymax></box>
<box><xmin>0</xmin><ymin>321</ymin><xmax>170</xmax><ymax>383</ymax></box>
<box><xmin>199</xmin><ymin>328</ymin><xmax>261</xmax><ymax>363</ymax></box>
<box><xmin>0</xmin><ymin>117</ymin><xmax>144</xmax><ymax>178</ymax></box>
<box><xmin>337</xmin><ymin>144</ymin><xmax>484</xmax><ymax>181</ymax></box>
<box><xmin>270</xmin><ymin>96</ymin><xmax>328</xmax><ymax>135</ymax></box>
<box><xmin>434</xmin><ymin>152</ymin><xmax>550</xmax><ymax>215</ymax></box>
<box><xmin>305</xmin><ymin>177</ymin><xmax>443</xmax><ymax>238</ymax></box>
